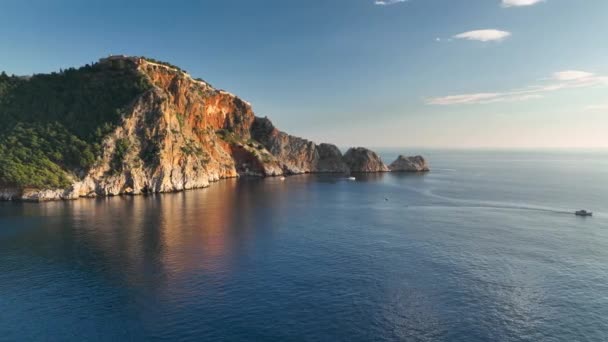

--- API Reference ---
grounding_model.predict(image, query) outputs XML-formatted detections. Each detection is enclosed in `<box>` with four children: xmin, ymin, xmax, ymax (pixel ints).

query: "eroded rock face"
<box><xmin>251</xmin><ymin>117</ymin><xmax>349</xmax><ymax>174</ymax></box>
<box><xmin>389</xmin><ymin>155</ymin><xmax>430</xmax><ymax>172</ymax></box>
<box><xmin>317</xmin><ymin>144</ymin><xmax>349</xmax><ymax>173</ymax></box>
<box><xmin>343</xmin><ymin>147</ymin><xmax>389</xmax><ymax>173</ymax></box>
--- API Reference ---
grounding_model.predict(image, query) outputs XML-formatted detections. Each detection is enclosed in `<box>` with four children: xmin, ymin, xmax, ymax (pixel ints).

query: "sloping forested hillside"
<box><xmin>0</xmin><ymin>60</ymin><xmax>150</xmax><ymax>188</ymax></box>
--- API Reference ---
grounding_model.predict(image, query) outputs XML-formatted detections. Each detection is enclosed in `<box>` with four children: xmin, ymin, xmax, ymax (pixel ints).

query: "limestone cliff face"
<box><xmin>389</xmin><ymin>155</ymin><xmax>430</xmax><ymax>172</ymax></box>
<box><xmin>68</xmin><ymin>58</ymin><xmax>280</xmax><ymax>199</ymax></box>
<box><xmin>343</xmin><ymin>147</ymin><xmax>389</xmax><ymax>173</ymax></box>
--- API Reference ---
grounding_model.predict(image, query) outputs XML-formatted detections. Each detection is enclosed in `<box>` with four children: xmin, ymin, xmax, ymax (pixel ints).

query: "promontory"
<box><xmin>0</xmin><ymin>56</ymin><xmax>428</xmax><ymax>201</ymax></box>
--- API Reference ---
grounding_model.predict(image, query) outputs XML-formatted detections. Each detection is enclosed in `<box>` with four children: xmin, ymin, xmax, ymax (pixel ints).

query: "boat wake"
<box><xmin>400</xmin><ymin>185</ymin><xmax>573</xmax><ymax>215</ymax></box>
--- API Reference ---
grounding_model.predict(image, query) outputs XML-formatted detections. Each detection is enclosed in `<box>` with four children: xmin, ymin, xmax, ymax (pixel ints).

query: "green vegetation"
<box><xmin>216</xmin><ymin>129</ymin><xmax>273</xmax><ymax>164</ymax></box>
<box><xmin>218</xmin><ymin>129</ymin><xmax>266</xmax><ymax>150</ymax></box>
<box><xmin>0</xmin><ymin>61</ymin><xmax>151</xmax><ymax>188</ymax></box>
<box><xmin>0</xmin><ymin>123</ymin><xmax>92</xmax><ymax>188</ymax></box>
<box><xmin>246</xmin><ymin>139</ymin><xmax>264</xmax><ymax>150</ymax></box>
<box><xmin>181</xmin><ymin>139</ymin><xmax>210</xmax><ymax>164</ymax></box>
<box><xmin>176</xmin><ymin>113</ymin><xmax>185</xmax><ymax>130</ymax></box>
<box><xmin>258</xmin><ymin>152</ymin><xmax>273</xmax><ymax>163</ymax></box>
<box><xmin>110</xmin><ymin>138</ymin><xmax>130</xmax><ymax>173</ymax></box>
<box><xmin>216</xmin><ymin>129</ymin><xmax>241</xmax><ymax>144</ymax></box>
<box><xmin>140</xmin><ymin>141</ymin><xmax>161</xmax><ymax>166</ymax></box>
<box><xmin>141</xmin><ymin>57</ymin><xmax>187</xmax><ymax>74</ymax></box>
<box><xmin>193</xmin><ymin>77</ymin><xmax>213</xmax><ymax>88</ymax></box>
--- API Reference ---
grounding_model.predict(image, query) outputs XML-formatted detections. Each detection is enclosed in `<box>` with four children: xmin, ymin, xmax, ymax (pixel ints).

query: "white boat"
<box><xmin>575</xmin><ymin>210</ymin><xmax>593</xmax><ymax>217</ymax></box>
<box><xmin>279</xmin><ymin>176</ymin><xmax>286</xmax><ymax>181</ymax></box>
<box><xmin>347</xmin><ymin>177</ymin><xmax>356</xmax><ymax>181</ymax></box>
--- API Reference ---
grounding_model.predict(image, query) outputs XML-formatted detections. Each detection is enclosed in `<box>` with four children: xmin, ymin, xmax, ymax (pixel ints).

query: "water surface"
<box><xmin>1</xmin><ymin>150</ymin><xmax>607</xmax><ymax>341</ymax></box>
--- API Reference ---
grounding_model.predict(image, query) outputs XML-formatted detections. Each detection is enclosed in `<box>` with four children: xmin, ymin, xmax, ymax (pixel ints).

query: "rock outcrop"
<box><xmin>251</xmin><ymin>117</ymin><xmax>349</xmax><ymax>174</ymax></box>
<box><xmin>343</xmin><ymin>147</ymin><xmax>389</xmax><ymax>173</ymax></box>
<box><xmin>389</xmin><ymin>155</ymin><xmax>430</xmax><ymax>172</ymax></box>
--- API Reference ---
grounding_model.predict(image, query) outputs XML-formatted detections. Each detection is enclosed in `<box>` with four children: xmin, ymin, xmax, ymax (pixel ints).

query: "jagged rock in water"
<box><xmin>389</xmin><ymin>155</ymin><xmax>430</xmax><ymax>172</ymax></box>
<box><xmin>316</xmin><ymin>143</ymin><xmax>349</xmax><ymax>173</ymax></box>
<box><xmin>343</xmin><ymin>147</ymin><xmax>389</xmax><ymax>173</ymax></box>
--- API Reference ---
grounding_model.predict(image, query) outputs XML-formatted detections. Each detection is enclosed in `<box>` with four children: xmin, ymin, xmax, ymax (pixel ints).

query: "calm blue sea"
<box><xmin>1</xmin><ymin>150</ymin><xmax>607</xmax><ymax>341</ymax></box>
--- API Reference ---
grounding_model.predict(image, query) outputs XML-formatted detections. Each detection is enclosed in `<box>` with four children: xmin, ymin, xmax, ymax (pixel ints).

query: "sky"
<box><xmin>1</xmin><ymin>0</ymin><xmax>607</xmax><ymax>149</ymax></box>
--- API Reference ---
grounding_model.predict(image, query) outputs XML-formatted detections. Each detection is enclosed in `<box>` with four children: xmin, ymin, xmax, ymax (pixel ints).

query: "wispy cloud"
<box><xmin>427</xmin><ymin>71</ymin><xmax>608</xmax><ymax>105</ymax></box>
<box><xmin>585</xmin><ymin>104</ymin><xmax>608</xmax><ymax>112</ymax></box>
<box><xmin>428</xmin><ymin>93</ymin><xmax>543</xmax><ymax>106</ymax></box>
<box><xmin>552</xmin><ymin>70</ymin><xmax>594</xmax><ymax>81</ymax></box>
<box><xmin>376</xmin><ymin>0</ymin><xmax>544</xmax><ymax>8</ymax></box>
<box><xmin>374</xmin><ymin>0</ymin><xmax>407</xmax><ymax>6</ymax></box>
<box><xmin>453</xmin><ymin>29</ymin><xmax>511</xmax><ymax>42</ymax></box>
<box><xmin>502</xmin><ymin>0</ymin><xmax>546</xmax><ymax>7</ymax></box>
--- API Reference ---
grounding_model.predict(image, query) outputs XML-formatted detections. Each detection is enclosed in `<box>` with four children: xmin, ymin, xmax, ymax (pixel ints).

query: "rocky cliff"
<box><xmin>389</xmin><ymin>155</ymin><xmax>430</xmax><ymax>172</ymax></box>
<box><xmin>0</xmin><ymin>56</ymin><xmax>425</xmax><ymax>201</ymax></box>
<box><xmin>251</xmin><ymin>117</ymin><xmax>349</xmax><ymax>174</ymax></box>
<box><xmin>343</xmin><ymin>147</ymin><xmax>390</xmax><ymax>173</ymax></box>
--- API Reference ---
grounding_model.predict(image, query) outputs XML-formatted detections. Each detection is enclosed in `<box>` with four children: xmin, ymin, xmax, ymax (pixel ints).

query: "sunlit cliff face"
<box><xmin>139</xmin><ymin>61</ymin><xmax>256</xmax><ymax>138</ymax></box>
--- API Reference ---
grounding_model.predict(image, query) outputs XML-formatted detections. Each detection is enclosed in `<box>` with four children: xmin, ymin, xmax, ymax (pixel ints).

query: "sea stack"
<box><xmin>389</xmin><ymin>155</ymin><xmax>430</xmax><ymax>172</ymax></box>
<box><xmin>343</xmin><ymin>147</ymin><xmax>390</xmax><ymax>173</ymax></box>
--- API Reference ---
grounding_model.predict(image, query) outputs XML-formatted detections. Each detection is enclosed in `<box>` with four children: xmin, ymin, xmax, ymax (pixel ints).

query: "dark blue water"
<box><xmin>1</xmin><ymin>150</ymin><xmax>607</xmax><ymax>341</ymax></box>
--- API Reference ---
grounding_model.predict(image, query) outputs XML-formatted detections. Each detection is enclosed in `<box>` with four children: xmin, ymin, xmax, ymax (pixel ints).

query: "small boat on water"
<box><xmin>279</xmin><ymin>176</ymin><xmax>286</xmax><ymax>181</ymax></box>
<box><xmin>347</xmin><ymin>177</ymin><xmax>356</xmax><ymax>181</ymax></box>
<box><xmin>575</xmin><ymin>210</ymin><xmax>593</xmax><ymax>217</ymax></box>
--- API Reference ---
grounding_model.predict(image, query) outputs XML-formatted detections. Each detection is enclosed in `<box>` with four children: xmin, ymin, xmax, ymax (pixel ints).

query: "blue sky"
<box><xmin>1</xmin><ymin>0</ymin><xmax>607</xmax><ymax>148</ymax></box>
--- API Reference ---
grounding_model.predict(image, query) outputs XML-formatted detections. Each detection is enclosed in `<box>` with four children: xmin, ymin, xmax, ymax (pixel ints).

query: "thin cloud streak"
<box><xmin>374</xmin><ymin>0</ymin><xmax>407</xmax><ymax>5</ymax></box>
<box><xmin>376</xmin><ymin>0</ymin><xmax>544</xmax><ymax>8</ymax></box>
<box><xmin>453</xmin><ymin>29</ymin><xmax>511</xmax><ymax>42</ymax></box>
<box><xmin>552</xmin><ymin>70</ymin><xmax>594</xmax><ymax>81</ymax></box>
<box><xmin>502</xmin><ymin>0</ymin><xmax>546</xmax><ymax>7</ymax></box>
<box><xmin>428</xmin><ymin>71</ymin><xmax>608</xmax><ymax>105</ymax></box>
<box><xmin>585</xmin><ymin>104</ymin><xmax>608</xmax><ymax>112</ymax></box>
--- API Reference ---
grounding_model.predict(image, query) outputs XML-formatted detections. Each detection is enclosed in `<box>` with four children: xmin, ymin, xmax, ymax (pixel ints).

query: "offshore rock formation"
<box><xmin>389</xmin><ymin>155</ymin><xmax>430</xmax><ymax>172</ymax></box>
<box><xmin>343</xmin><ymin>147</ymin><xmax>390</xmax><ymax>173</ymax></box>
<box><xmin>0</xmin><ymin>55</ymin><xmax>426</xmax><ymax>201</ymax></box>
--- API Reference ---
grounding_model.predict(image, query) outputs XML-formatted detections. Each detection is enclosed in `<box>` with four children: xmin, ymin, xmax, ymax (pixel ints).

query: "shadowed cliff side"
<box><xmin>343</xmin><ymin>147</ymin><xmax>390</xmax><ymax>173</ymax></box>
<box><xmin>389</xmin><ymin>155</ymin><xmax>430</xmax><ymax>172</ymax></box>
<box><xmin>251</xmin><ymin>117</ymin><xmax>349</xmax><ymax>174</ymax></box>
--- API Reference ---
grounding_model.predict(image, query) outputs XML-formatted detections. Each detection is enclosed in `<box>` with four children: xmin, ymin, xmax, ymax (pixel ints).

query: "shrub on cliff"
<box><xmin>110</xmin><ymin>138</ymin><xmax>130</xmax><ymax>173</ymax></box>
<box><xmin>141</xmin><ymin>57</ymin><xmax>187</xmax><ymax>74</ymax></box>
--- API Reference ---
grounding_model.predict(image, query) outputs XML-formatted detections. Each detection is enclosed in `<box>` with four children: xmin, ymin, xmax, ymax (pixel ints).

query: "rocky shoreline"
<box><xmin>0</xmin><ymin>153</ymin><xmax>429</xmax><ymax>202</ymax></box>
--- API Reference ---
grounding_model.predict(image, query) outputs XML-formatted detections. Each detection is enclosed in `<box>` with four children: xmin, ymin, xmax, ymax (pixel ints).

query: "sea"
<box><xmin>1</xmin><ymin>149</ymin><xmax>607</xmax><ymax>341</ymax></box>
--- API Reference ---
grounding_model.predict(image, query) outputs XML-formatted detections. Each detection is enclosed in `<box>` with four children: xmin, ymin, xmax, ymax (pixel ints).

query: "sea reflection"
<box><xmin>0</xmin><ymin>177</ymin><xmax>299</xmax><ymax>303</ymax></box>
<box><xmin>352</xmin><ymin>173</ymin><xmax>387</xmax><ymax>182</ymax></box>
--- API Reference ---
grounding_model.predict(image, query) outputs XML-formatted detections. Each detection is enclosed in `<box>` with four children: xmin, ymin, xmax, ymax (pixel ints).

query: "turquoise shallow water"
<box><xmin>1</xmin><ymin>150</ymin><xmax>607</xmax><ymax>341</ymax></box>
